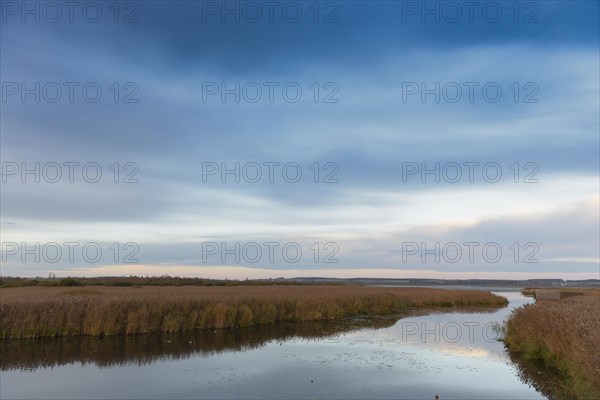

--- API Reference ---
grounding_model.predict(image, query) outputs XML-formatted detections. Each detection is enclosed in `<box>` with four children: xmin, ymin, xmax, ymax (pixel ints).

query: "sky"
<box><xmin>1</xmin><ymin>0</ymin><xmax>599</xmax><ymax>280</ymax></box>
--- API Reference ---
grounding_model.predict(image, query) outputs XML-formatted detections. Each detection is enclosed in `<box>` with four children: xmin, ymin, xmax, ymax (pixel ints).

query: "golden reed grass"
<box><xmin>505</xmin><ymin>292</ymin><xmax>600</xmax><ymax>400</ymax></box>
<box><xmin>0</xmin><ymin>285</ymin><xmax>506</xmax><ymax>339</ymax></box>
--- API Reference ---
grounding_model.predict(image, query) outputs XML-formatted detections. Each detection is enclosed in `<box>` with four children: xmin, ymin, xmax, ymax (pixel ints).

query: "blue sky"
<box><xmin>1</xmin><ymin>1</ymin><xmax>599</xmax><ymax>279</ymax></box>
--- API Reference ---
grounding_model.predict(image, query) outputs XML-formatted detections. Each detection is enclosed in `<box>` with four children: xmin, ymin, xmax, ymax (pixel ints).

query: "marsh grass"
<box><xmin>505</xmin><ymin>293</ymin><xmax>600</xmax><ymax>400</ymax></box>
<box><xmin>0</xmin><ymin>285</ymin><xmax>507</xmax><ymax>339</ymax></box>
<box><xmin>61</xmin><ymin>289</ymin><xmax>103</xmax><ymax>296</ymax></box>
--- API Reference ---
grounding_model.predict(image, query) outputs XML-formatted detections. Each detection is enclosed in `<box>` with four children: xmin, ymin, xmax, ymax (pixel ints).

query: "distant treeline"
<box><xmin>0</xmin><ymin>276</ymin><xmax>331</xmax><ymax>288</ymax></box>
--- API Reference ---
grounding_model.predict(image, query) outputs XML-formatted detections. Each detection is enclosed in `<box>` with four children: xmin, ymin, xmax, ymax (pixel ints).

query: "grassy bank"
<box><xmin>0</xmin><ymin>285</ymin><xmax>507</xmax><ymax>339</ymax></box>
<box><xmin>521</xmin><ymin>287</ymin><xmax>599</xmax><ymax>299</ymax></box>
<box><xmin>505</xmin><ymin>293</ymin><xmax>600</xmax><ymax>400</ymax></box>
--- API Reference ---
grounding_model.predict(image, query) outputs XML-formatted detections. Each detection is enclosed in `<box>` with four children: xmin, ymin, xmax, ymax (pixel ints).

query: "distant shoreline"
<box><xmin>371</xmin><ymin>284</ymin><xmax>528</xmax><ymax>292</ymax></box>
<box><xmin>1</xmin><ymin>275</ymin><xmax>598</xmax><ymax>289</ymax></box>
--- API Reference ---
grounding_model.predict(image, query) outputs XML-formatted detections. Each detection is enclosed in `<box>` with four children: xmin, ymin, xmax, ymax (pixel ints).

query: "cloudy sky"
<box><xmin>1</xmin><ymin>1</ymin><xmax>598</xmax><ymax>279</ymax></box>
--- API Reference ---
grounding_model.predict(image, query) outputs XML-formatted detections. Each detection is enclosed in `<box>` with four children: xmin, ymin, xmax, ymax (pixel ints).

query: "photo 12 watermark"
<box><xmin>400</xmin><ymin>82</ymin><xmax>539</xmax><ymax>104</ymax></box>
<box><xmin>1</xmin><ymin>162</ymin><xmax>140</xmax><ymax>183</ymax></box>
<box><xmin>201</xmin><ymin>81</ymin><xmax>339</xmax><ymax>104</ymax></box>
<box><xmin>401</xmin><ymin>162</ymin><xmax>539</xmax><ymax>184</ymax></box>
<box><xmin>200</xmin><ymin>161</ymin><xmax>339</xmax><ymax>184</ymax></box>
<box><xmin>1</xmin><ymin>1</ymin><xmax>140</xmax><ymax>23</ymax></box>
<box><xmin>201</xmin><ymin>241</ymin><xmax>340</xmax><ymax>264</ymax></box>
<box><xmin>200</xmin><ymin>1</ymin><xmax>340</xmax><ymax>24</ymax></box>
<box><xmin>400</xmin><ymin>241</ymin><xmax>540</xmax><ymax>264</ymax></box>
<box><xmin>1</xmin><ymin>82</ymin><xmax>140</xmax><ymax>103</ymax></box>
<box><xmin>400</xmin><ymin>1</ymin><xmax>540</xmax><ymax>24</ymax></box>
<box><xmin>399</xmin><ymin>321</ymin><xmax>505</xmax><ymax>344</ymax></box>
<box><xmin>1</xmin><ymin>242</ymin><xmax>140</xmax><ymax>264</ymax></box>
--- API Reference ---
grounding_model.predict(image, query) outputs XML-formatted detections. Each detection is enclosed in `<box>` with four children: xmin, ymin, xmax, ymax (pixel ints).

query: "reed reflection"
<box><xmin>0</xmin><ymin>317</ymin><xmax>397</xmax><ymax>371</ymax></box>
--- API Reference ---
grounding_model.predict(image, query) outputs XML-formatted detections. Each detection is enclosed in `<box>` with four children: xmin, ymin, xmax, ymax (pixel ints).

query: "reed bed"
<box><xmin>505</xmin><ymin>294</ymin><xmax>600</xmax><ymax>400</ymax></box>
<box><xmin>0</xmin><ymin>285</ymin><xmax>507</xmax><ymax>339</ymax></box>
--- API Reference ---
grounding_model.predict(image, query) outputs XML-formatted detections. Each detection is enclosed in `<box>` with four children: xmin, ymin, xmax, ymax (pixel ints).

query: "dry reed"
<box><xmin>1</xmin><ymin>285</ymin><xmax>507</xmax><ymax>339</ymax></box>
<box><xmin>505</xmin><ymin>294</ymin><xmax>600</xmax><ymax>400</ymax></box>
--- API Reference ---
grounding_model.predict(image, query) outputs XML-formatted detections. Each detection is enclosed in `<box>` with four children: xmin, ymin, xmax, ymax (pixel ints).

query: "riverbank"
<box><xmin>504</xmin><ymin>292</ymin><xmax>600</xmax><ymax>400</ymax></box>
<box><xmin>0</xmin><ymin>285</ymin><xmax>507</xmax><ymax>339</ymax></box>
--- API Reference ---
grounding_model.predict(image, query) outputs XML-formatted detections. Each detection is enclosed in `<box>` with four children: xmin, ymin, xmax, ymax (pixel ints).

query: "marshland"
<box><xmin>3</xmin><ymin>280</ymin><xmax>593</xmax><ymax>399</ymax></box>
<box><xmin>505</xmin><ymin>288</ymin><xmax>600</xmax><ymax>400</ymax></box>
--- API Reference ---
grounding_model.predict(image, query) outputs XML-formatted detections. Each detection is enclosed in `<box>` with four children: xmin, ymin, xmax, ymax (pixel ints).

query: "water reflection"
<box><xmin>508</xmin><ymin>342</ymin><xmax>571</xmax><ymax>400</ymax></box>
<box><xmin>0</xmin><ymin>317</ymin><xmax>397</xmax><ymax>372</ymax></box>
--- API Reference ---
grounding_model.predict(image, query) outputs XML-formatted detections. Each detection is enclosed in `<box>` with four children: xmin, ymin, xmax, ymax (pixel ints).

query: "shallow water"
<box><xmin>0</xmin><ymin>292</ymin><xmax>549</xmax><ymax>399</ymax></box>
